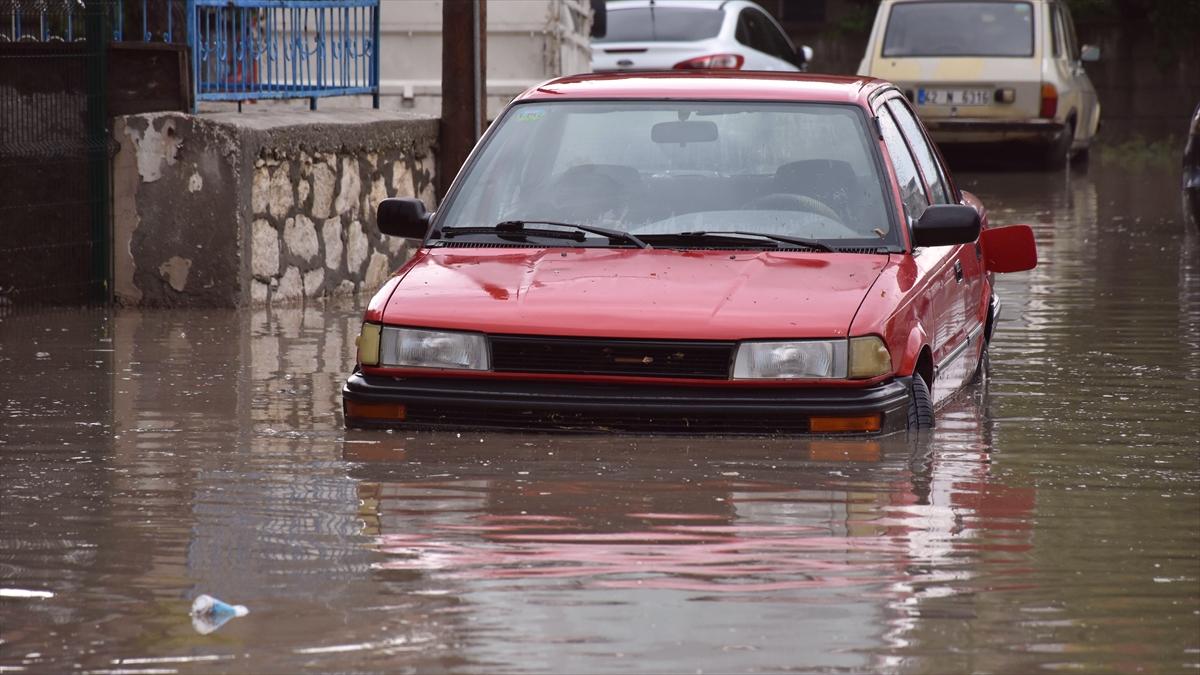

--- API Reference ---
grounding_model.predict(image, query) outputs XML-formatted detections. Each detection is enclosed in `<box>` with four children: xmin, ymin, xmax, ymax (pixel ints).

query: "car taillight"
<box><xmin>1040</xmin><ymin>83</ymin><xmax>1058</xmax><ymax>118</ymax></box>
<box><xmin>673</xmin><ymin>53</ymin><xmax>744</xmax><ymax>70</ymax></box>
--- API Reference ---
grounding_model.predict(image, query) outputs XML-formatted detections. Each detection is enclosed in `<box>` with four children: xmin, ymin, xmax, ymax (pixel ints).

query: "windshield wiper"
<box><xmin>672</xmin><ymin>230</ymin><xmax>835</xmax><ymax>252</ymax></box>
<box><xmin>441</xmin><ymin>220</ymin><xmax>650</xmax><ymax>249</ymax></box>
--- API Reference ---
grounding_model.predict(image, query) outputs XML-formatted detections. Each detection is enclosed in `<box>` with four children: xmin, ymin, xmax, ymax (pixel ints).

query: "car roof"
<box><xmin>883</xmin><ymin>0</ymin><xmax>1045</xmax><ymax>4</ymax></box>
<box><xmin>515</xmin><ymin>72</ymin><xmax>892</xmax><ymax>105</ymax></box>
<box><xmin>606</xmin><ymin>0</ymin><xmax>750</xmax><ymax>9</ymax></box>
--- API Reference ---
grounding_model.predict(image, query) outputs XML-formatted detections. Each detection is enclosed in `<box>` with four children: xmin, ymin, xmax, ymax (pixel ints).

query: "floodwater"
<box><xmin>2</xmin><ymin>162</ymin><xmax>1198</xmax><ymax>674</ymax></box>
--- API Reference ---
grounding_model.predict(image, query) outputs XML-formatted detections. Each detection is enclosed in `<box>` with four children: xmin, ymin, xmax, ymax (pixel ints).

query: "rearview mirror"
<box><xmin>651</xmin><ymin>120</ymin><xmax>718</xmax><ymax>144</ymax></box>
<box><xmin>912</xmin><ymin>204</ymin><xmax>980</xmax><ymax>247</ymax></box>
<box><xmin>798</xmin><ymin>45</ymin><xmax>814</xmax><ymax>70</ymax></box>
<box><xmin>377</xmin><ymin>198</ymin><xmax>431</xmax><ymax>239</ymax></box>
<box><xmin>980</xmin><ymin>224</ymin><xmax>1037</xmax><ymax>273</ymax></box>
<box><xmin>1080</xmin><ymin>44</ymin><xmax>1100</xmax><ymax>62</ymax></box>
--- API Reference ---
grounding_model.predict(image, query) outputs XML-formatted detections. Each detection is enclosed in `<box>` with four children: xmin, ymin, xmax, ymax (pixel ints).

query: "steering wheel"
<box><xmin>525</xmin><ymin>172</ymin><xmax>629</xmax><ymax>222</ymax></box>
<box><xmin>741</xmin><ymin>193</ymin><xmax>842</xmax><ymax>222</ymax></box>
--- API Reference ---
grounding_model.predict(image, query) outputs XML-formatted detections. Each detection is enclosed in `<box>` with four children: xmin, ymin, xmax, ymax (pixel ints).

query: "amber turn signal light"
<box><xmin>345</xmin><ymin>400</ymin><xmax>407</xmax><ymax>420</ymax></box>
<box><xmin>809</xmin><ymin>414</ymin><xmax>882</xmax><ymax>433</ymax></box>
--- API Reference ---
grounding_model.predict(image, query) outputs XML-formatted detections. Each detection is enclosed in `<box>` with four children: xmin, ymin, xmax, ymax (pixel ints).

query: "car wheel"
<box><xmin>1041</xmin><ymin>121</ymin><xmax>1074</xmax><ymax>170</ymax></box>
<box><xmin>907</xmin><ymin>374</ymin><xmax>934</xmax><ymax>431</ymax></box>
<box><xmin>971</xmin><ymin>344</ymin><xmax>989</xmax><ymax>383</ymax></box>
<box><xmin>1071</xmin><ymin>143</ymin><xmax>1090</xmax><ymax>166</ymax></box>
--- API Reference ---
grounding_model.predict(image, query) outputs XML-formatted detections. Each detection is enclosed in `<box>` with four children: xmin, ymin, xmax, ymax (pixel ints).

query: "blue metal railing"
<box><xmin>3</xmin><ymin>0</ymin><xmax>380</xmax><ymax>111</ymax></box>
<box><xmin>187</xmin><ymin>0</ymin><xmax>380</xmax><ymax>110</ymax></box>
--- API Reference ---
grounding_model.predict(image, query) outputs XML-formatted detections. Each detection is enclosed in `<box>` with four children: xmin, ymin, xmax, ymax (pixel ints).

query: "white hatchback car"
<box><xmin>592</xmin><ymin>0</ymin><xmax>811</xmax><ymax>73</ymax></box>
<box><xmin>857</xmin><ymin>0</ymin><xmax>1101</xmax><ymax>168</ymax></box>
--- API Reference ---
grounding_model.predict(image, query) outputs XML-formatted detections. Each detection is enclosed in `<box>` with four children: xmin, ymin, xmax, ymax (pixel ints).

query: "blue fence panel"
<box><xmin>3</xmin><ymin>0</ymin><xmax>379</xmax><ymax>110</ymax></box>
<box><xmin>187</xmin><ymin>0</ymin><xmax>380</xmax><ymax>110</ymax></box>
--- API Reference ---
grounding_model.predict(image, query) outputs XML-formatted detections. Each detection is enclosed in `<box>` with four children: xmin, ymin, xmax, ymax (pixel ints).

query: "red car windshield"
<box><xmin>436</xmin><ymin>101</ymin><xmax>896</xmax><ymax>248</ymax></box>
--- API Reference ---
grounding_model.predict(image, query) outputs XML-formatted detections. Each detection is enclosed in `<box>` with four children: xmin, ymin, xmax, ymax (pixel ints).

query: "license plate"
<box><xmin>917</xmin><ymin>88</ymin><xmax>992</xmax><ymax>106</ymax></box>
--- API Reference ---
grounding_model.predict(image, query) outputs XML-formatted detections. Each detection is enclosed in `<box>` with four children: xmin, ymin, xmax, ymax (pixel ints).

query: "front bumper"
<box><xmin>342</xmin><ymin>372</ymin><xmax>913</xmax><ymax>435</ymax></box>
<box><xmin>924</xmin><ymin>118</ymin><xmax>1066</xmax><ymax>145</ymax></box>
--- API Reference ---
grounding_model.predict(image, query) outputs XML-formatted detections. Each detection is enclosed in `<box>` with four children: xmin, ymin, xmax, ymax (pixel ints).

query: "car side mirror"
<box><xmin>590</xmin><ymin>0</ymin><xmax>606</xmax><ymax>38</ymax></box>
<box><xmin>912</xmin><ymin>204</ymin><xmax>981</xmax><ymax>247</ymax></box>
<box><xmin>377</xmin><ymin>198</ymin><xmax>431</xmax><ymax>239</ymax></box>
<box><xmin>980</xmin><ymin>224</ymin><xmax>1038</xmax><ymax>273</ymax></box>
<box><xmin>1080</xmin><ymin>44</ymin><xmax>1100</xmax><ymax>62</ymax></box>
<box><xmin>795</xmin><ymin>45</ymin><xmax>813</xmax><ymax>70</ymax></box>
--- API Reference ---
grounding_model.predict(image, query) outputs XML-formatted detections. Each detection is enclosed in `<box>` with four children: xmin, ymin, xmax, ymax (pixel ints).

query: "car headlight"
<box><xmin>732</xmin><ymin>336</ymin><xmax>892</xmax><ymax>379</ymax></box>
<box><xmin>373</xmin><ymin>326</ymin><xmax>490</xmax><ymax>370</ymax></box>
<box><xmin>733</xmin><ymin>340</ymin><xmax>847</xmax><ymax>379</ymax></box>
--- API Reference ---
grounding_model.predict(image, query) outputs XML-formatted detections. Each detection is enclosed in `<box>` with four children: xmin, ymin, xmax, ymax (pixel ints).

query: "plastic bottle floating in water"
<box><xmin>190</xmin><ymin>594</ymin><xmax>249</xmax><ymax>635</ymax></box>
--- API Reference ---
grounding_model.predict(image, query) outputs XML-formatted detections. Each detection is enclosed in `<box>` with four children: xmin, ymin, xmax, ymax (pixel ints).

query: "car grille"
<box><xmin>489</xmin><ymin>335</ymin><xmax>734</xmax><ymax>380</ymax></box>
<box><xmin>401</xmin><ymin>403</ymin><xmax>813</xmax><ymax>434</ymax></box>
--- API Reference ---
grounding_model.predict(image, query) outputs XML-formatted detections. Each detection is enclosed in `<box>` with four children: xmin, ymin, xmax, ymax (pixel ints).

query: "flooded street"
<box><xmin>2</xmin><ymin>162</ymin><xmax>1198</xmax><ymax>673</ymax></box>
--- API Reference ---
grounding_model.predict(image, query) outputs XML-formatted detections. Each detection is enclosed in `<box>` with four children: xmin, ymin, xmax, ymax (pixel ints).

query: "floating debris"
<box><xmin>190</xmin><ymin>594</ymin><xmax>249</xmax><ymax>635</ymax></box>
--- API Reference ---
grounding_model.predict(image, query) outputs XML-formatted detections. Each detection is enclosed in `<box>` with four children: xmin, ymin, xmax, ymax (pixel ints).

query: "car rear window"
<box><xmin>882</xmin><ymin>1</ymin><xmax>1034</xmax><ymax>57</ymax></box>
<box><xmin>594</xmin><ymin>7</ymin><xmax>724</xmax><ymax>42</ymax></box>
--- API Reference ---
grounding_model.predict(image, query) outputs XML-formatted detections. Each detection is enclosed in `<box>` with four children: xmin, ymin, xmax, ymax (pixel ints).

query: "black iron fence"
<box><xmin>0</xmin><ymin>1</ymin><xmax>111</xmax><ymax>307</ymax></box>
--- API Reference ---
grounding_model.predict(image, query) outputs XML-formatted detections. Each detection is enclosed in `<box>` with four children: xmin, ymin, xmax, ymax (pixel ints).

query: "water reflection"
<box><xmin>0</xmin><ymin>163</ymin><xmax>1196</xmax><ymax>673</ymax></box>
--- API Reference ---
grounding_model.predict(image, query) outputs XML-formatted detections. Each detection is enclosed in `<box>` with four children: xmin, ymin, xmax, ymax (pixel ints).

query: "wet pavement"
<box><xmin>2</xmin><ymin>162</ymin><xmax>1198</xmax><ymax>673</ymax></box>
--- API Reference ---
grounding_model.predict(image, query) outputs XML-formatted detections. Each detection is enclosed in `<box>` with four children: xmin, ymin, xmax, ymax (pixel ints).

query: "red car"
<box><xmin>343</xmin><ymin>72</ymin><xmax>1037</xmax><ymax>435</ymax></box>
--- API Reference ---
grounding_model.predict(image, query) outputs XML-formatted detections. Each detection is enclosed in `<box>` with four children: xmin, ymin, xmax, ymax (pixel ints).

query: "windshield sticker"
<box><xmin>516</xmin><ymin>108</ymin><xmax>546</xmax><ymax>122</ymax></box>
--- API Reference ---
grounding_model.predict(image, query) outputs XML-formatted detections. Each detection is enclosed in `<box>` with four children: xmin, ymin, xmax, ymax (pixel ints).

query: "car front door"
<box><xmin>887</xmin><ymin>97</ymin><xmax>988</xmax><ymax>392</ymax></box>
<box><xmin>876</xmin><ymin>98</ymin><xmax>969</xmax><ymax>402</ymax></box>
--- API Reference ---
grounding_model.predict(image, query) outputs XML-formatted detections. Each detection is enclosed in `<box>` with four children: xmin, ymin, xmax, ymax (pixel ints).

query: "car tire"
<box><xmin>1041</xmin><ymin>121</ymin><xmax>1074</xmax><ymax>170</ymax></box>
<box><xmin>907</xmin><ymin>374</ymin><xmax>934</xmax><ymax>431</ymax></box>
<box><xmin>1071</xmin><ymin>143</ymin><xmax>1090</xmax><ymax>166</ymax></box>
<box><xmin>971</xmin><ymin>345</ymin><xmax>989</xmax><ymax>383</ymax></box>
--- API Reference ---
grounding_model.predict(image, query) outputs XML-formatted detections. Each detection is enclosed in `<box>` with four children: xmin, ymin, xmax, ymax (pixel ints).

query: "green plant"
<box><xmin>828</xmin><ymin>0</ymin><xmax>880</xmax><ymax>37</ymax></box>
<box><xmin>1095</xmin><ymin>135</ymin><xmax>1182</xmax><ymax>169</ymax></box>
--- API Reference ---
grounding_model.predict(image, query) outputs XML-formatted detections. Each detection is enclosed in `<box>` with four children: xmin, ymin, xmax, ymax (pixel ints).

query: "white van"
<box><xmin>858</xmin><ymin>0</ymin><xmax>1101</xmax><ymax>168</ymax></box>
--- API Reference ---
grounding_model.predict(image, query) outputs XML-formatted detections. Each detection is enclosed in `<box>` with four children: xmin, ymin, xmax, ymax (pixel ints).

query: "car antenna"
<box><xmin>649</xmin><ymin>0</ymin><xmax>656</xmax><ymax>40</ymax></box>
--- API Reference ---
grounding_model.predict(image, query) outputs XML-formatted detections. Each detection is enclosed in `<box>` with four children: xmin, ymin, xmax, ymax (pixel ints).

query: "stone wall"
<box><xmin>112</xmin><ymin>110</ymin><xmax>438</xmax><ymax>307</ymax></box>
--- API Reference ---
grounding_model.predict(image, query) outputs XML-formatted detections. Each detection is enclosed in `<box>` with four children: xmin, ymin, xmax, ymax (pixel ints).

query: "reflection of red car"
<box><xmin>343</xmin><ymin>72</ymin><xmax>1037</xmax><ymax>435</ymax></box>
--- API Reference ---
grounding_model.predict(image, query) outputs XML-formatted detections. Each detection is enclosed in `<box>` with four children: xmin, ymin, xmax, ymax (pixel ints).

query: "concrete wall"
<box><xmin>112</xmin><ymin>110</ymin><xmax>438</xmax><ymax>307</ymax></box>
<box><xmin>376</xmin><ymin>0</ymin><xmax>592</xmax><ymax>118</ymax></box>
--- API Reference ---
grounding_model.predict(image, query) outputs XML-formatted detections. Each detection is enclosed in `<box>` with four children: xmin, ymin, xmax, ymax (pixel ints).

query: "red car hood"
<box><xmin>382</xmin><ymin>248</ymin><xmax>891</xmax><ymax>340</ymax></box>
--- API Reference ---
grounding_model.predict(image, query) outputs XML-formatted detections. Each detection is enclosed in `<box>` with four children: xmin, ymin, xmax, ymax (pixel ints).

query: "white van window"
<box><xmin>1050</xmin><ymin>3</ymin><xmax>1062</xmax><ymax>58</ymax></box>
<box><xmin>883</xmin><ymin>1</ymin><xmax>1035</xmax><ymax>57</ymax></box>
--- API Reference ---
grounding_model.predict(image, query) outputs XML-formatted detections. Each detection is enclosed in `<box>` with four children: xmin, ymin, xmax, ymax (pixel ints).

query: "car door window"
<box><xmin>886</xmin><ymin>99</ymin><xmax>952</xmax><ymax>204</ymax></box>
<box><xmin>1049</xmin><ymin>3</ymin><xmax>1062</xmax><ymax>58</ymax></box>
<box><xmin>735</xmin><ymin>11</ymin><xmax>752</xmax><ymax>45</ymax></box>
<box><xmin>877</xmin><ymin>107</ymin><xmax>930</xmax><ymax>223</ymax></box>
<box><xmin>759</xmin><ymin>12</ymin><xmax>796</xmax><ymax>62</ymax></box>
<box><xmin>736</xmin><ymin>9</ymin><xmax>772</xmax><ymax>56</ymax></box>
<box><xmin>1060</xmin><ymin>3</ymin><xmax>1079</xmax><ymax>60</ymax></box>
